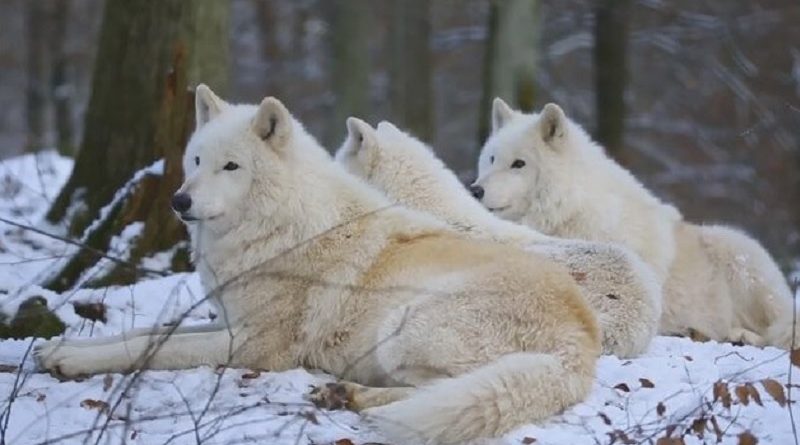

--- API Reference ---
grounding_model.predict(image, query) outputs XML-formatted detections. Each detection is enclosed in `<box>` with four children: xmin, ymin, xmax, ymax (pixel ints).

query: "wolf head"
<box><xmin>472</xmin><ymin>98</ymin><xmax>591</xmax><ymax>221</ymax></box>
<box><xmin>173</xmin><ymin>85</ymin><xmax>330</xmax><ymax>236</ymax></box>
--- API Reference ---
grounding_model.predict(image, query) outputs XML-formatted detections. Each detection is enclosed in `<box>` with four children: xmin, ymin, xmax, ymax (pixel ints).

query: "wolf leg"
<box><xmin>308</xmin><ymin>381</ymin><xmax>414</xmax><ymax>411</ymax></box>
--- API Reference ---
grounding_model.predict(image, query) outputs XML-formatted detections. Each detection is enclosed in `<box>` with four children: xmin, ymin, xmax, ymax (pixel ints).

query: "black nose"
<box><xmin>171</xmin><ymin>193</ymin><xmax>192</xmax><ymax>213</ymax></box>
<box><xmin>469</xmin><ymin>184</ymin><xmax>484</xmax><ymax>200</ymax></box>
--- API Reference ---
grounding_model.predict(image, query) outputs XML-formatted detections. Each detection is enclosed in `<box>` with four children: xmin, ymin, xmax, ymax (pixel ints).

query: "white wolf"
<box><xmin>36</xmin><ymin>86</ymin><xmax>601</xmax><ymax>444</ymax></box>
<box><xmin>473</xmin><ymin>98</ymin><xmax>797</xmax><ymax>348</ymax></box>
<box><xmin>335</xmin><ymin>118</ymin><xmax>661</xmax><ymax>358</ymax></box>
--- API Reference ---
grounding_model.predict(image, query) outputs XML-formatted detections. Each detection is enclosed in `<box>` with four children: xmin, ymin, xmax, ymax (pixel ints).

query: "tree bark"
<box><xmin>327</xmin><ymin>0</ymin><xmax>370</xmax><ymax>147</ymax></box>
<box><xmin>49</xmin><ymin>0</ymin><xmax>74</xmax><ymax>156</ymax></box>
<box><xmin>388</xmin><ymin>0</ymin><xmax>433</xmax><ymax>142</ymax></box>
<box><xmin>478</xmin><ymin>0</ymin><xmax>539</xmax><ymax>145</ymax></box>
<box><xmin>43</xmin><ymin>0</ymin><xmax>229</xmax><ymax>291</ymax></box>
<box><xmin>25</xmin><ymin>0</ymin><xmax>48</xmax><ymax>152</ymax></box>
<box><xmin>593</xmin><ymin>0</ymin><xmax>631</xmax><ymax>161</ymax></box>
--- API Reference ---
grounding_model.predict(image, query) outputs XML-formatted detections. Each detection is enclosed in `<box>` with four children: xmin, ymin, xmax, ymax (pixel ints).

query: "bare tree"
<box><xmin>478</xmin><ymin>0</ymin><xmax>539</xmax><ymax>145</ymax></box>
<box><xmin>49</xmin><ymin>0</ymin><xmax>74</xmax><ymax>156</ymax></box>
<box><xmin>25</xmin><ymin>0</ymin><xmax>48</xmax><ymax>151</ymax></box>
<box><xmin>389</xmin><ymin>0</ymin><xmax>433</xmax><ymax>141</ymax></box>
<box><xmin>593</xmin><ymin>0</ymin><xmax>631</xmax><ymax>161</ymax></box>
<box><xmin>44</xmin><ymin>0</ymin><xmax>230</xmax><ymax>291</ymax></box>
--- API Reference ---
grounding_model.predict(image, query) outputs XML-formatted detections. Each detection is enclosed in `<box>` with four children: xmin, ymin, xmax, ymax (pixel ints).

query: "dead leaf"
<box><xmin>791</xmin><ymin>349</ymin><xmax>800</xmax><ymax>368</ymax></box>
<box><xmin>639</xmin><ymin>378</ymin><xmax>655</xmax><ymax>388</ymax></box>
<box><xmin>571</xmin><ymin>271</ymin><xmax>587</xmax><ymax>283</ymax></box>
<box><xmin>713</xmin><ymin>381</ymin><xmax>732</xmax><ymax>409</ymax></box>
<box><xmin>335</xmin><ymin>440</ymin><xmax>355</xmax><ymax>445</ymax></box>
<box><xmin>522</xmin><ymin>438</ymin><xmax>537</xmax><ymax>444</ymax></box>
<box><xmin>614</xmin><ymin>383</ymin><xmax>631</xmax><ymax>392</ymax></box>
<box><xmin>598</xmin><ymin>412</ymin><xmax>611</xmax><ymax>425</ymax></box>
<box><xmin>691</xmin><ymin>417</ymin><xmax>706</xmax><ymax>438</ymax></box>
<box><xmin>80</xmin><ymin>399</ymin><xmax>109</xmax><ymax>414</ymax></box>
<box><xmin>241</xmin><ymin>370</ymin><xmax>261</xmax><ymax>379</ymax></box>
<box><xmin>684</xmin><ymin>355</ymin><xmax>693</xmax><ymax>361</ymax></box>
<box><xmin>737</xmin><ymin>431</ymin><xmax>758</xmax><ymax>445</ymax></box>
<box><xmin>103</xmin><ymin>374</ymin><xmax>113</xmax><ymax>392</ymax></box>
<box><xmin>761</xmin><ymin>378</ymin><xmax>787</xmax><ymax>407</ymax></box>
<box><xmin>608</xmin><ymin>429</ymin><xmax>635</xmax><ymax>444</ymax></box>
<box><xmin>656</xmin><ymin>438</ymin><xmax>685</xmax><ymax>445</ymax></box>
<box><xmin>130</xmin><ymin>430</ymin><xmax>138</xmax><ymax>440</ymax></box>
<box><xmin>0</xmin><ymin>364</ymin><xmax>18</xmax><ymax>373</ymax></box>
<box><xmin>657</xmin><ymin>402</ymin><xmax>666</xmax><ymax>416</ymax></box>
<box><xmin>36</xmin><ymin>393</ymin><xmax>45</xmax><ymax>402</ymax></box>
<box><xmin>72</xmin><ymin>301</ymin><xmax>108</xmax><ymax>324</ymax></box>
<box><xmin>745</xmin><ymin>383</ymin><xmax>762</xmax><ymax>406</ymax></box>
<box><xmin>734</xmin><ymin>384</ymin><xmax>750</xmax><ymax>406</ymax></box>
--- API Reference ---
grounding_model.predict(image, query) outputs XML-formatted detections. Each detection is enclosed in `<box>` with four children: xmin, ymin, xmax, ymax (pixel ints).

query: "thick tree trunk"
<box><xmin>327</xmin><ymin>0</ymin><xmax>370</xmax><ymax>146</ymax></box>
<box><xmin>25</xmin><ymin>0</ymin><xmax>48</xmax><ymax>152</ymax></box>
<box><xmin>478</xmin><ymin>0</ymin><xmax>539</xmax><ymax>145</ymax></box>
<box><xmin>43</xmin><ymin>0</ymin><xmax>229</xmax><ymax>291</ymax></box>
<box><xmin>593</xmin><ymin>0</ymin><xmax>631</xmax><ymax>161</ymax></box>
<box><xmin>388</xmin><ymin>0</ymin><xmax>433</xmax><ymax>142</ymax></box>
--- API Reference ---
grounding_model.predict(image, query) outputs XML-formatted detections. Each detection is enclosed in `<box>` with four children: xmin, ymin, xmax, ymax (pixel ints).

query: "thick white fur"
<box><xmin>36</xmin><ymin>87</ymin><xmax>601</xmax><ymax>444</ymax></box>
<box><xmin>336</xmin><ymin>119</ymin><xmax>662</xmax><ymax>358</ymax></box>
<box><xmin>475</xmin><ymin>98</ymin><xmax>797</xmax><ymax>348</ymax></box>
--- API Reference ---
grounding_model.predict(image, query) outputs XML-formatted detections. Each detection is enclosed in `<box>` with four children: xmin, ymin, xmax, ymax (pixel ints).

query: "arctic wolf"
<box><xmin>473</xmin><ymin>98</ymin><xmax>797</xmax><ymax>348</ymax></box>
<box><xmin>36</xmin><ymin>86</ymin><xmax>601</xmax><ymax>444</ymax></box>
<box><xmin>336</xmin><ymin>118</ymin><xmax>661</xmax><ymax>358</ymax></box>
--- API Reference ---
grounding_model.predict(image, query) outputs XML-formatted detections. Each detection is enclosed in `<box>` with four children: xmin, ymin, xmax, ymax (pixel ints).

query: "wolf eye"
<box><xmin>194</xmin><ymin>156</ymin><xmax>200</xmax><ymax>166</ymax></box>
<box><xmin>490</xmin><ymin>156</ymin><xmax>495</xmax><ymax>164</ymax></box>
<box><xmin>511</xmin><ymin>159</ymin><xmax>526</xmax><ymax>169</ymax></box>
<box><xmin>223</xmin><ymin>161</ymin><xmax>239</xmax><ymax>171</ymax></box>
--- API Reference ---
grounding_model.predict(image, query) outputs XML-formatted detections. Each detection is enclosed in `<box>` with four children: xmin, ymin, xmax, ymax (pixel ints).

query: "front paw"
<box><xmin>307</xmin><ymin>382</ymin><xmax>353</xmax><ymax>411</ymax></box>
<box><xmin>34</xmin><ymin>340</ymin><xmax>90</xmax><ymax>379</ymax></box>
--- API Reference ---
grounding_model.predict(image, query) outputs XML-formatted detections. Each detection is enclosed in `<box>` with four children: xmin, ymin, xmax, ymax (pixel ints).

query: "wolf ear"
<box><xmin>253</xmin><ymin>97</ymin><xmax>293</xmax><ymax>150</ymax></box>
<box><xmin>345</xmin><ymin>117</ymin><xmax>377</xmax><ymax>153</ymax></box>
<box><xmin>537</xmin><ymin>103</ymin><xmax>567</xmax><ymax>146</ymax></box>
<box><xmin>195</xmin><ymin>84</ymin><xmax>226</xmax><ymax>128</ymax></box>
<box><xmin>492</xmin><ymin>97</ymin><xmax>515</xmax><ymax>133</ymax></box>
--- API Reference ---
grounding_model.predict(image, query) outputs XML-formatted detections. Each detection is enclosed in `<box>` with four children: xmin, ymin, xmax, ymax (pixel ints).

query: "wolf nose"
<box><xmin>171</xmin><ymin>193</ymin><xmax>192</xmax><ymax>213</ymax></box>
<box><xmin>469</xmin><ymin>184</ymin><xmax>484</xmax><ymax>200</ymax></box>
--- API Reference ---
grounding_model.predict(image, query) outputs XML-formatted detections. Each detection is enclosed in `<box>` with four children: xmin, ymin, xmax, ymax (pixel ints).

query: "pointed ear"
<box><xmin>195</xmin><ymin>84</ymin><xmax>226</xmax><ymax>128</ymax></box>
<box><xmin>537</xmin><ymin>103</ymin><xmax>567</xmax><ymax>145</ymax></box>
<box><xmin>252</xmin><ymin>97</ymin><xmax>292</xmax><ymax>150</ymax></box>
<box><xmin>345</xmin><ymin>117</ymin><xmax>377</xmax><ymax>152</ymax></box>
<box><xmin>492</xmin><ymin>97</ymin><xmax>515</xmax><ymax>133</ymax></box>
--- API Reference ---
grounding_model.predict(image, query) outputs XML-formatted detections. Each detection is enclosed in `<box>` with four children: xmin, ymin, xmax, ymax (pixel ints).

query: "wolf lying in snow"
<box><xmin>335</xmin><ymin>118</ymin><xmax>661</xmax><ymax>358</ymax></box>
<box><xmin>473</xmin><ymin>98</ymin><xmax>797</xmax><ymax>349</ymax></box>
<box><xmin>36</xmin><ymin>86</ymin><xmax>601</xmax><ymax>444</ymax></box>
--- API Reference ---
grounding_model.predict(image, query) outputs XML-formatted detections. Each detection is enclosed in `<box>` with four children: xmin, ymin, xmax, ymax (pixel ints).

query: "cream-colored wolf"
<box><xmin>474</xmin><ymin>98</ymin><xmax>797</xmax><ymax>348</ymax></box>
<box><xmin>36</xmin><ymin>87</ymin><xmax>601</xmax><ymax>444</ymax></box>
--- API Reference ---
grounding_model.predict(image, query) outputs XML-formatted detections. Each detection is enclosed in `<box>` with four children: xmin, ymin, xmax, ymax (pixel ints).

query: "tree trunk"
<box><xmin>478</xmin><ymin>0</ymin><xmax>539</xmax><ymax>145</ymax></box>
<box><xmin>593</xmin><ymin>0</ymin><xmax>630</xmax><ymax>161</ymax></box>
<box><xmin>49</xmin><ymin>0</ymin><xmax>74</xmax><ymax>156</ymax></box>
<box><xmin>388</xmin><ymin>0</ymin><xmax>433</xmax><ymax>142</ymax></box>
<box><xmin>43</xmin><ymin>0</ymin><xmax>229</xmax><ymax>292</ymax></box>
<box><xmin>25</xmin><ymin>0</ymin><xmax>48</xmax><ymax>152</ymax></box>
<box><xmin>327</xmin><ymin>0</ymin><xmax>370</xmax><ymax>147</ymax></box>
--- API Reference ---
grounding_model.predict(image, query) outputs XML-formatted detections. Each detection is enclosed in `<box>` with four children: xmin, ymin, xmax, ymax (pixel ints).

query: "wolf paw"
<box><xmin>307</xmin><ymin>382</ymin><xmax>353</xmax><ymax>411</ymax></box>
<box><xmin>34</xmin><ymin>340</ymin><xmax>91</xmax><ymax>379</ymax></box>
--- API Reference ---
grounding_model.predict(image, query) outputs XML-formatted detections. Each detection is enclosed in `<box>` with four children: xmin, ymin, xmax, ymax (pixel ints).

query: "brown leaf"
<box><xmin>614</xmin><ymin>383</ymin><xmax>631</xmax><ymax>392</ymax></box>
<box><xmin>734</xmin><ymin>384</ymin><xmax>750</xmax><ymax>406</ymax></box>
<box><xmin>639</xmin><ymin>378</ymin><xmax>655</xmax><ymax>388</ymax></box>
<box><xmin>522</xmin><ymin>438</ymin><xmax>537</xmax><ymax>444</ymax></box>
<box><xmin>710</xmin><ymin>416</ymin><xmax>723</xmax><ymax>443</ymax></box>
<box><xmin>657</xmin><ymin>402</ymin><xmax>666</xmax><ymax>416</ymax></box>
<box><xmin>713</xmin><ymin>381</ymin><xmax>732</xmax><ymax>409</ymax></box>
<box><xmin>745</xmin><ymin>383</ymin><xmax>762</xmax><ymax>406</ymax></box>
<box><xmin>691</xmin><ymin>416</ymin><xmax>706</xmax><ymax>438</ymax></box>
<box><xmin>36</xmin><ymin>393</ymin><xmax>46</xmax><ymax>402</ymax></box>
<box><xmin>598</xmin><ymin>412</ymin><xmax>611</xmax><ymax>425</ymax></box>
<box><xmin>335</xmin><ymin>440</ymin><xmax>355</xmax><ymax>445</ymax></box>
<box><xmin>241</xmin><ymin>370</ymin><xmax>261</xmax><ymax>379</ymax></box>
<box><xmin>72</xmin><ymin>301</ymin><xmax>108</xmax><ymax>324</ymax></box>
<box><xmin>103</xmin><ymin>374</ymin><xmax>113</xmax><ymax>392</ymax></box>
<box><xmin>130</xmin><ymin>430</ymin><xmax>138</xmax><ymax>440</ymax></box>
<box><xmin>684</xmin><ymin>355</ymin><xmax>693</xmax><ymax>361</ymax></box>
<box><xmin>80</xmin><ymin>399</ymin><xmax>109</xmax><ymax>414</ymax></box>
<box><xmin>737</xmin><ymin>431</ymin><xmax>758</xmax><ymax>445</ymax></box>
<box><xmin>656</xmin><ymin>438</ymin><xmax>685</xmax><ymax>445</ymax></box>
<box><xmin>0</xmin><ymin>364</ymin><xmax>18</xmax><ymax>373</ymax></box>
<box><xmin>571</xmin><ymin>271</ymin><xmax>587</xmax><ymax>283</ymax></box>
<box><xmin>791</xmin><ymin>349</ymin><xmax>800</xmax><ymax>368</ymax></box>
<box><xmin>761</xmin><ymin>378</ymin><xmax>787</xmax><ymax>407</ymax></box>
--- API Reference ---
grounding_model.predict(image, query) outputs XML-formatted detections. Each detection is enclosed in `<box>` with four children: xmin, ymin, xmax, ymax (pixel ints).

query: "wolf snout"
<box><xmin>469</xmin><ymin>184</ymin><xmax>484</xmax><ymax>200</ymax></box>
<box><xmin>171</xmin><ymin>193</ymin><xmax>192</xmax><ymax>213</ymax></box>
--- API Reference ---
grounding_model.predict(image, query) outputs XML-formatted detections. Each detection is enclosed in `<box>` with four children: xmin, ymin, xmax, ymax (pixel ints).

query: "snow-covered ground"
<box><xmin>0</xmin><ymin>152</ymin><xmax>798</xmax><ymax>444</ymax></box>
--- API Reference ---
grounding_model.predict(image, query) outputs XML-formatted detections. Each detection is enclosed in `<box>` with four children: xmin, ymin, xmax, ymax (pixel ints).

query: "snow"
<box><xmin>1</xmin><ymin>153</ymin><xmax>798</xmax><ymax>444</ymax></box>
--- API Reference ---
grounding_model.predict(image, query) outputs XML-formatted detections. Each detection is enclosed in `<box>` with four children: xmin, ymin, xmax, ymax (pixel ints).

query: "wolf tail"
<box><xmin>364</xmin><ymin>351</ymin><xmax>594</xmax><ymax>444</ymax></box>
